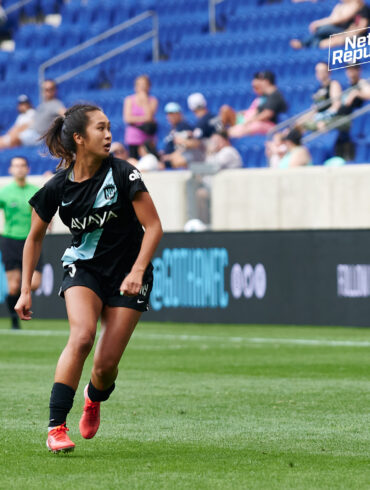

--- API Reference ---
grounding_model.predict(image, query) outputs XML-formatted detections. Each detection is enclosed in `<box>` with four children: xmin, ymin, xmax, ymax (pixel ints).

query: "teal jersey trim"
<box><xmin>62</xmin><ymin>228</ymin><xmax>104</xmax><ymax>266</ymax></box>
<box><xmin>61</xmin><ymin>168</ymin><xmax>118</xmax><ymax>266</ymax></box>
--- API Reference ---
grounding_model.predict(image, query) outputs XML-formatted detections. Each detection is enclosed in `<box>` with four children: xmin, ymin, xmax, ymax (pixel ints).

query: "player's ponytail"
<box><xmin>42</xmin><ymin>104</ymin><xmax>102</xmax><ymax>169</ymax></box>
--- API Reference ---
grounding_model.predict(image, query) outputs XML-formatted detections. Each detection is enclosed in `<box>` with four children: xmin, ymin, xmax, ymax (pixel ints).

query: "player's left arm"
<box><xmin>120</xmin><ymin>191</ymin><xmax>163</xmax><ymax>296</ymax></box>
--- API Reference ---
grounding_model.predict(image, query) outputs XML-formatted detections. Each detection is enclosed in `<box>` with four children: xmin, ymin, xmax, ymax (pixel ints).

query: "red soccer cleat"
<box><xmin>46</xmin><ymin>423</ymin><xmax>75</xmax><ymax>453</ymax></box>
<box><xmin>79</xmin><ymin>385</ymin><xmax>100</xmax><ymax>439</ymax></box>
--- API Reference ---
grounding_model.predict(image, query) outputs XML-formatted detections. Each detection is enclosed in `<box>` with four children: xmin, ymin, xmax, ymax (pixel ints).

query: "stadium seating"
<box><xmin>0</xmin><ymin>0</ymin><xmax>369</xmax><ymax>170</ymax></box>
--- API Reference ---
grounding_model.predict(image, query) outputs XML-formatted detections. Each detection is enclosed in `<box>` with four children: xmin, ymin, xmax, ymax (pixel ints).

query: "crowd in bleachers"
<box><xmin>0</xmin><ymin>0</ymin><xmax>369</xmax><ymax>176</ymax></box>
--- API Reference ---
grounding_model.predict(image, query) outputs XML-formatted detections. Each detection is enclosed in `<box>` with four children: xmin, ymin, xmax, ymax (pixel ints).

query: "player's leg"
<box><xmin>79</xmin><ymin>307</ymin><xmax>141</xmax><ymax>439</ymax></box>
<box><xmin>2</xmin><ymin>237</ymin><xmax>23</xmax><ymax>329</ymax></box>
<box><xmin>47</xmin><ymin>286</ymin><xmax>102</xmax><ymax>452</ymax></box>
<box><xmin>5</xmin><ymin>269</ymin><xmax>21</xmax><ymax>329</ymax></box>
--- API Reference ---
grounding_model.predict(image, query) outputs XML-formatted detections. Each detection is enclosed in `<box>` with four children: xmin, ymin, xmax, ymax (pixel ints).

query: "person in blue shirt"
<box><xmin>164</xmin><ymin>94</ymin><xmax>219</xmax><ymax>168</ymax></box>
<box><xmin>162</xmin><ymin>102</ymin><xmax>192</xmax><ymax>153</ymax></box>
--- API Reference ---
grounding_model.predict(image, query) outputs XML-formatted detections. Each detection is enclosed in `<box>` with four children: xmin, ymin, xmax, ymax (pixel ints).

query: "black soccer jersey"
<box><xmin>30</xmin><ymin>156</ymin><xmax>150</xmax><ymax>289</ymax></box>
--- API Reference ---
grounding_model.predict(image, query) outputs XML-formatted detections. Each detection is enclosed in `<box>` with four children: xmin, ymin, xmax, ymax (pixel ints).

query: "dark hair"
<box><xmin>135</xmin><ymin>74</ymin><xmax>151</xmax><ymax>89</ymax></box>
<box><xmin>253</xmin><ymin>71</ymin><xmax>275</xmax><ymax>84</ymax></box>
<box><xmin>43</xmin><ymin>104</ymin><xmax>102</xmax><ymax>168</ymax></box>
<box><xmin>284</xmin><ymin>128</ymin><xmax>302</xmax><ymax>146</ymax></box>
<box><xmin>215</xmin><ymin>129</ymin><xmax>229</xmax><ymax>141</ymax></box>
<box><xmin>10</xmin><ymin>155</ymin><xmax>29</xmax><ymax>166</ymax></box>
<box><xmin>142</xmin><ymin>141</ymin><xmax>159</xmax><ymax>160</ymax></box>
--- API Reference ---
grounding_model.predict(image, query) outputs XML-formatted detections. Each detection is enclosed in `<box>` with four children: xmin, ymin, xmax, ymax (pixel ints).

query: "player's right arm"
<box><xmin>15</xmin><ymin>211</ymin><xmax>49</xmax><ymax>320</ymax></box>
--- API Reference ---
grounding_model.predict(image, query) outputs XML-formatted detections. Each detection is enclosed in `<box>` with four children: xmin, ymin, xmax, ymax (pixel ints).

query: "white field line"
<box><xmin>0</xmin><ymin>329</ymin><xmax>370</xmax><ymax>347</ymax></box>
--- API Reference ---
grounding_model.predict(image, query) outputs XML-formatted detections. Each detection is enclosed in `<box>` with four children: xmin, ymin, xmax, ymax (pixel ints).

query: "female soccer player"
<box><xmin>15</xmin><ymin>104</ymin><xmax>163</xmax><ymax>453</ymax></box>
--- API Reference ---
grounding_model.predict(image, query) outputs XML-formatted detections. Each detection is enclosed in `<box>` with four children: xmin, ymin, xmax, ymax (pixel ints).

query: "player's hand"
<box><xmin>120</xmin><ymin>270</ymin><xmax>143</xmax><ymax>297</ymax></box>
<box><xmin>14</xmin><ymin>292</ymin><xmax>33</xmax><ymax>321</ymax></box>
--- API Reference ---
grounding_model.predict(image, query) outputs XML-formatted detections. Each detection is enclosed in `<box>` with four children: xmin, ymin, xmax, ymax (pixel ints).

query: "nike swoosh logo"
<box><xmin>137</xmin><ymin>299</ymin><xmax>144</xmax><ymax>303</ymax></box>
<box><xmin>61</xmin><ymin>200</ymin><xmax>73</xmax><ymax>206</ymax></box>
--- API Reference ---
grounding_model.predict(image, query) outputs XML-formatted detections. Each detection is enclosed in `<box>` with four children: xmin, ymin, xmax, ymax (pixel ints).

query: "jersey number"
<box><xmin>68</xmin><ymin>264</ymin><xmax>77</xmax><ymax>278</ymax></box>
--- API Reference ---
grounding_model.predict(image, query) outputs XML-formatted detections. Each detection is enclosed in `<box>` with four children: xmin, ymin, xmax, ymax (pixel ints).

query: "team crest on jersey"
<box><xmin>103</xmin><ymin>184</ymin><xmax>117</xmax><ymax>201</ymax></box>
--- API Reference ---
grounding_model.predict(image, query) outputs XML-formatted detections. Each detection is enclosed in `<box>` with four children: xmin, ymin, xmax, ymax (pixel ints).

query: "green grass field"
<box><xmin>1</xmin><ymin>319</ymin><xmax>369</xmax><ymax>489</ymax></box>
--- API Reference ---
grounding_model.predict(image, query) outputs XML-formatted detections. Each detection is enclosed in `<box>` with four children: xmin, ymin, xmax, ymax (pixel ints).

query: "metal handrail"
<box><xmin>4</xmin><ymin>0</ymin><xmax>33</xmax><ymax>15</ymax></box>
<box><xmin>302</xmin><ymin>102</ymin><xmax>370</xmax><ymax>143</ymax></box>
<box><xmin>268</xmin><ymin>78</ymin><xmax>370</xmax><ymax>138</ymax></box>
<box><xmin>38</xmin><ymin>10</ymin><xmax>159</xmax><ymax>100</ymax></box>
<box><xmin>209</xmin><ymin>0</ymin><xmax>225</xmax><ymax>33</ymax></box>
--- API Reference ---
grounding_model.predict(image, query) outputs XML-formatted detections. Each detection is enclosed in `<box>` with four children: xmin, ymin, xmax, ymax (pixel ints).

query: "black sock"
<box><xmin>49</xmin><ymin>382</ymin><xmax>75</xmax><ymax>427</ymax></box>
<box><xmin>6</xmin><ymin>294</ymin><xmax>19</xmax><ymax>328</ymax></box>
<box><xmin>88</xmin><ymin>380</ymin><xmax>115</xmax><ymax>402</ymax></box>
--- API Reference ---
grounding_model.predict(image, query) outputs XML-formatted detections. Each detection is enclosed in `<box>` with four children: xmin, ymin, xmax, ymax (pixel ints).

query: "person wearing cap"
<box><xmin>166</xmin><ymin>93</ymin><xmax>219</xmax><ymax>168</ymax></box>
<box><xmin>161</xmin><ymin>102</ymin><xmax>192</xmax><ymax>167</ymax></box>
<box><xmin>228</xmin><ymin>72</ymin><xmax>287</xmax><ymax>138</ymax></box>
<box><xmin>0</xmin><ymin>95</ymin><xmax>37</xmax><ymax>149</ymax></box>
<box><xmin>276</xmin><ymin>129</ymin><xmax>312</xmax><ymax>169</ymax></box>
<box><xmin>0</xmin><ymin>80</ymin><xmax>65</xmax><ymax>150</ymax></box>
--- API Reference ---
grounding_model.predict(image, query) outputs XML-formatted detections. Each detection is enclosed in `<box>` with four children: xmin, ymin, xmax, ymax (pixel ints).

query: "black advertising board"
<box><xmin>1</xmin><ymin>230</ymin><xmax>370</xmax><ymax>326</ymax></box>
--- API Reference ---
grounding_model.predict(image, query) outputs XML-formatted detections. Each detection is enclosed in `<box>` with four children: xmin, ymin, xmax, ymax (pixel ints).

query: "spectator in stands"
<box><xmin>164</xmin><ymin>93</ymin><xmax>218</xmax><ymax>168</ymax></box>
<box><xmin>277</xmin><ymin>129</ymin><xmax>312</xmax><ymax>168</ymax></box>
<box><xmin>296</xmin><ymin>62</ymin><xmax>342</xmax><ymax>131</ymax></box>
<box><xmin>1</xmin><ymin>80</ymin><xmax>66</xmax><ymax>148</ymax></box>
<box><xmin>205</xmin><ymin>130</ymin><xmax>243</xmax><ymax>170</ymax></box>
<box><xmin>333</xmin><ymin>65</ymin><xmax>370</xmax><ymax>160</ymax></box>
<box><xmin>338</xmin><ymin>65</ymin><xmax>370</xmax><ymax>115</ymax></box>
<box><xmin>265</xmin><ymin>132</ymin><xmax>288</xmax><ymax>168</ymax></box>
<box><xmin>131</xmin><ymin>141</ymin><xmax>160</xmax><ymax>172</ymax></box>
<box><xmin>319</xmin><ymin>4</ymin><xmax>369</xmax><ymax>48</ymax></box>
<box><xmin>161</xmin><ymin>102</ymin><xmax>193</xmax><ymax>167</ymax></box>
<box><xmin>123</xmin><ymin>74</ymin><xmax>158</xmax><ymax>160</ymax></box>
<box><xmin>228</xmin><ymin>71</ymin><xmax>287</xmax><ymax>138</ymax></box>
<box><xmin>219</xmin><ymin>74</ymin><xmax>265</xmax><ymax>130</ymax></box>
<box><xmin>0</xmin><ymin>95</ymin><xmax>37</xmax><ymax>149</ymax></box>
<box><xmin>196</xmin><ymin>130</ymin><xmax>242</xmax><ymax>224</ymax></box>
<box><xmin>110</xmin><ymin>141</ymin><xmax>129</xmax><ymax>160</ymax></box>
<box><xmin>34</xmin><ymin>79</ymin><xmax>65</xmax><ymax>137</ymax></box>
<box><xmin>290</xmin><ymin>0</ymin><xmax>364</xmax><ymax>49</ymax></box>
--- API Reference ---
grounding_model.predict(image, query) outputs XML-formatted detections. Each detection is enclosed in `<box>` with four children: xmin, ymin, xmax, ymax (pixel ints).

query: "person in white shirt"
<box><xmin>206</xmin><ymin>130</ymin><xmax>243</xmax><ymax>169</ymax></box>
<box><xmin>133</xmin><ymin>141</ymin><xmax>160</xmax><ymax>172</ymax></box>
<box><xmin>197</xmin><ymin>130</ymin><xmax>243</xmax><ymax>224</ymax></box>
<box><xmin>0</xmin><ymin>95</ymin><xmax>38</xmax><ymax>149</ymax></box>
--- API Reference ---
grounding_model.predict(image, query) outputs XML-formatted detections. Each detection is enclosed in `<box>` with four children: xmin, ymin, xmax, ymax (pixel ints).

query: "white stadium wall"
<box><xmin>1</xmin><ymin>165</ymin><xmax>370</xmax><ymax>232</ymax></box>
<box><xmin>211</xmin><ymin>165</ymin><xmax>370</xmax><ymax>231</ymax></box>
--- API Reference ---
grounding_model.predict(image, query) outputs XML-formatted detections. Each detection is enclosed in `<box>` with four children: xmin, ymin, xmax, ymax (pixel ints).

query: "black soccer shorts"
<box><xmin>59</xmin><ymin>264</ymin><xmax>153</xmax><ymax>312</ymax></box>
<box><xmin>1</xmin><ymin>236</ymin><xmax>43</xmax><ymax>272</ymax></box>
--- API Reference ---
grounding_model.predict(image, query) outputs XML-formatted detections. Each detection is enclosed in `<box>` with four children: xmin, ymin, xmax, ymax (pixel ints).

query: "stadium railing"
<box><xmin>4</xmin><ymin>0</ymin><xmax>33</xmax><ymax>15</ymax></box>
<box><xmin>38</xmin><ymin>9</ymin><xmax>159</xmax><ymax>101</ymax></box>
<box><xmin>209</xmin><ymin>0</ymin><xmax>225</xmax><ymax>33</ymax></box>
